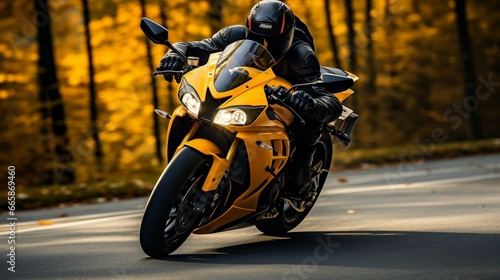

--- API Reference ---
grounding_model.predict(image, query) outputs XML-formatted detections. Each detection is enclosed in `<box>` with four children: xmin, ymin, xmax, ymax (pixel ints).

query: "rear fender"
<box><xmin>183</xmin><ymin>139</ymin><xmax>228</xmax><ymax>192</ymax></box>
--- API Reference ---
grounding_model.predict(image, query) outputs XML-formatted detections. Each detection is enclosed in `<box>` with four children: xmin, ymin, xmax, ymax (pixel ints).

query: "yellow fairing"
<box><xmin>183</xmin><ymin>139</ymin><xmax>228</xmax><ymax>192</ymax></box>
<box><xmin>185</xmin><ymin>54</ymin><xmax>219</xmax><ymax>102</ymax></box>
<box><xmin>164</xmin><ymin>106</ymin><xmax>188</xmax><ymax>162</ymax></box>
<box><xmin>333</xmin><ymin>71</ymin><xmax>357</xmax><ymax>102</ymax></box>
<box><xmin>233</xmin><ymin>132</ymin><xmax>289</xmax><ymax>209</ymax></box>
<box><xmin>194</xmin><ymin>131</ymin><xmax>290</xmax><ymax>234</ymax></box>
<box><xmin>209</xmin><ymin>67</ymin><xmax>295</xmax><ymax>131</ymax></box>
<box><xmin>334</xmin><ymin>89</ymin><xmax>354</xmax><ymax>102</ymax></box>
<box><xmin>345</xmin><ymin>71</ymin><xmax>359</xmax><ymax>81</ymax></box>
<box><xmin>183</xmin><ymin>64</ymin><xmax>211</xmax><ymax>102</ymax></box>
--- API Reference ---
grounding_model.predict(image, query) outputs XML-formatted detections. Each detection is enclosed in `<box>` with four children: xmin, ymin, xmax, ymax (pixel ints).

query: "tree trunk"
<box><xmin>384</xmin><ymin>0</ymin><xmax>395</xmax><ymax>82</ymax></box>
<box><xmin>324</xmin><ymin>0</ymin><xmax>343</xmax><ymax>69</ymax></box>
<box><xmin>36</xmin><ymin>0</ymin><xmax>74</xmax><ymax>184</ymax></box>
<box><xmin>365</xmin><ymin>0</ymin><xmax>376</xmax><ymax>93</ymax></box>
<box><xmin>208</xmin><ymin>0</ymin><xmax>224</xmax><ymax>34</ymax></box>
<box><xmin>363</xmin><ymin>0</ymin><xmax>378</xmax><ymax>146</ymax></box>
<box><xmin>140</xmin><ymin>0</ymin><xmax>163</xmax><ymax>163</ymax></box>
<box><xmin>344</xmin><ymin>0</ymin><xmax>356</xmax><ymax>72</ymax></box>
<box><xmin>81</xmin><ymin>0</ymin><xmax>104</xmax><ymax>166</ymax></box>
<box><xmin>344</xmin><ymin>0</ymin><xmax>357</xmax><ymax>109</ymax></box>
<box><xmin>411</xmin><ymin>0</ymin><xmax>421</xmax><ymax>13</ymax></box>
<box><xmin>159</xmin><ymin>0</ymin><xmax>176</xmax><ymax>114</ymax></box>
<box><xmin>454</xmin><ymin>0</ymin><xmax>482</xmax><ymax>139</ymax></box>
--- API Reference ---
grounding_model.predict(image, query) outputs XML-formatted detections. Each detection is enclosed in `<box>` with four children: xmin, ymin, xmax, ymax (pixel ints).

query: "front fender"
<box><xmin>183</xmin><ymin>139</ymin><xmax>228</xmax><ymax>192</ymax></box>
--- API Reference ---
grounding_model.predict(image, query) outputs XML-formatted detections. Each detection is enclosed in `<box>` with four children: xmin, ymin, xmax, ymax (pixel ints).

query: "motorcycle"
<box><xmin>138</xmin><ymin>18</ymin><xmax>359</xmax><ymax>258</ymax></box>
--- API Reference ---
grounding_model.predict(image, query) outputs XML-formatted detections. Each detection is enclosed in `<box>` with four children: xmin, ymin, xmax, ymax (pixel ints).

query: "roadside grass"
<box><xmin>7</xmin><ymin>178</ymin><xmax>156</xmax><ymax>211</ymax></box>
<box><xmin>3</xmin><ymin>138</ymin><xmax>499</xmax><ymax>211</ymax></box>
<box><xmin>332</xmin><ymin>138</ymin><xmax>500</xmax><ymax>169</ymax></box>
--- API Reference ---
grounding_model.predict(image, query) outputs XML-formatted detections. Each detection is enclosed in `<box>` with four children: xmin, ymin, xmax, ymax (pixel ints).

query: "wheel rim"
<box><xmin>283</xmin><ymin>139</ymin><xmax>329</xmax><ymax>223</ymax></box>
<box><xmin>163</xmin><ymin>163</ymin><xmax>209</xmax><ymax>246</ymax></box>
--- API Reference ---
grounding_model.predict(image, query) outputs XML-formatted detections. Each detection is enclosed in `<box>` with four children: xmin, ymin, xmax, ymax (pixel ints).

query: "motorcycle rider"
<box><xmin>157</xmin><ymin>0</ymin><xmax>343</xmax><ymax>205</ymax></box>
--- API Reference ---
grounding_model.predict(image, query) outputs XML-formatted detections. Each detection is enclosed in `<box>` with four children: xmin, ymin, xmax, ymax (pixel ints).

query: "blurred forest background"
<box><xmin>1</xmin><ymin>0</ymin><xmax>499</xmax><ymax>190</ymax></box>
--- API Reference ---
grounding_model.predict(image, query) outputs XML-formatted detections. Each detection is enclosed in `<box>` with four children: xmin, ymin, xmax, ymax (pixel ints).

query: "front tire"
<box><xmin>140</xmin><ymin>147</ymin><xmax>210</xmax><ymax>258</ymax></box>
<box><xmin>256</xmin><ymin>133</ymin><xmax>333</xmax><ymax>235</ymax></box>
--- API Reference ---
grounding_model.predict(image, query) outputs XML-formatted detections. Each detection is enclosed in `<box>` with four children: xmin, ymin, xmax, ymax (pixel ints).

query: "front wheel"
<box><xmin>256</xmin><ymin>133</ymin><xmax>333</xmax><ymax>235</ymax></box>
<box><xmin>140</xmin><ymin>147</ymin><xmax>210</xmax><ymax>258</ymax></box>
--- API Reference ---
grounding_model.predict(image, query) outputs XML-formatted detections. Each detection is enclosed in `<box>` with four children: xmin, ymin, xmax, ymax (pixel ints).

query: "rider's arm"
<box><xmin>167</xmin><ymin>25</ymin><xmax>247</xmax><ymax>64</ymax></box>
<box><xmin>288</xmin><ymin>43</ymin><xmax>343</xmax><ymax>124</ymax></box>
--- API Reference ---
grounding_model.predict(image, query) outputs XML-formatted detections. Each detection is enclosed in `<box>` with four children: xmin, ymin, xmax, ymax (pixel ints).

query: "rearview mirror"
<box><xmin>320</xmin><ymin>73</ymin><xmax>354</xmax><ymax>93</ymax></box>
<box><xmin>140</xmin><ymin>17</ymin><xmax>169</xmax><ymax>45</ymax></box>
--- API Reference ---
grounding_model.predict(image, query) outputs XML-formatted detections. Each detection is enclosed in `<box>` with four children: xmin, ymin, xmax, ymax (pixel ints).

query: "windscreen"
<box><xmin>214</xmin><ymin>40</ymin><xmax>275</xmax><ymax>92</ymax></box>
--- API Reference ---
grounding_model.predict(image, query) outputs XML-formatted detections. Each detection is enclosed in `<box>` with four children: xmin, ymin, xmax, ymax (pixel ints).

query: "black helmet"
<box><xmin>245</xmin><ymin>0</ymin><xmax>295</xmax><ymax>60</ymax></box>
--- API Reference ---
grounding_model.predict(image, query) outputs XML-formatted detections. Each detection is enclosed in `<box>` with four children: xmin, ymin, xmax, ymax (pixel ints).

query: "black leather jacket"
<box><xmin>168</xmin><ymin>25</ymin><xmax>342</xmax><ymax>124</ymax></box>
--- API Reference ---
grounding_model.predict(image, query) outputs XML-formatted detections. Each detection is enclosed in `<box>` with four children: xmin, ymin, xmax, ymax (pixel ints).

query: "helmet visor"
<box><xmin>247</xmin><ymin>27</ymin><xmax>294</xmax><ymax>60</ymax></box>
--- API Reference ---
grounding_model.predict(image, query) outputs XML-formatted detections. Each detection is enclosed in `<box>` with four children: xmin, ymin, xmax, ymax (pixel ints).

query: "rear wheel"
<box><xmin>140</xmin><ymin>147</ymin><xmax>210</xmax><ymax>258</ymax></box>
<box><xmin>256</xmin><ymin>133</ymin><xmax>333</xmax><ymax>235</ymax></box>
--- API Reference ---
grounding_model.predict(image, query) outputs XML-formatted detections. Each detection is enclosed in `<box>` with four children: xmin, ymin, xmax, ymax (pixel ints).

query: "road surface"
<box><xmin>2</xmin><ymin>154</ymin><xmax>500</xmax><ymax>279</ymax></box>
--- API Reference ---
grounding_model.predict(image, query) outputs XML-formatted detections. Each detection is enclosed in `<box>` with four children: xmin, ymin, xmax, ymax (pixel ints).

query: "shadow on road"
<box><xmin>161</xmin><ymin>231</ymin><xmax>500</xmax><ymax>270</ymax></box>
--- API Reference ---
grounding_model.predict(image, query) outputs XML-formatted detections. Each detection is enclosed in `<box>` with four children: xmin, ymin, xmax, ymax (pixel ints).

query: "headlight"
<box><xmin>181</xmin><ymin>92</ymin><xmax>200</xmax><ymax>116</ymax></box>
<box><xmin>214</xmin><ymin>108</ymin><xmax>247</xmax><ymax>126</ymax></box>
<box><xmin>213</xmin><ymin>106</ymin><xmax>265</xmax><ymax>126</ymax></box>
<box><xmin>178</xmin><ymin>78</ymin><xmax>201</xmax><ymax>117</ymax></box>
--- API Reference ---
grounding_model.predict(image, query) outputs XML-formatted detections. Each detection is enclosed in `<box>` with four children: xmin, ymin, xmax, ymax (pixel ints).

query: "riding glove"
<box><xmin>157</xmin><ymin>53</ymin><xmax>184</xmax><ymax>82</ymax></box>
<box><xmin>290</xmin><ymin>90</ymin><xmax>316</xmax><ymax>113</ymax></box>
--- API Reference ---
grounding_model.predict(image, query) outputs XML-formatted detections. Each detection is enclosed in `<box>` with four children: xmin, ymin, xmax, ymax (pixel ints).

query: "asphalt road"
<box><xmin>2</xmin><ymin>154</ymin><xmax>500</xmax><ymax>279</ymax></box>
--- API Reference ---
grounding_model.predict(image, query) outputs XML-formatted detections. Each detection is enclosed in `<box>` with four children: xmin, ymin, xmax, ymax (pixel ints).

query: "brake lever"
<box><xmin>152</xmin><ymin>69</ymin><xmax>184</xmax><ymax>76</ymax></box>
<box><xmin>153</xmin><ymin>64</ymin><xmax>199</xmax><ymax>77</ymax></box>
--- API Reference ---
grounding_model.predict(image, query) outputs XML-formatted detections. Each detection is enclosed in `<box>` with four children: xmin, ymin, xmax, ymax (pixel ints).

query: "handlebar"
<box><xmin>152</xmin><ymin>72</ymin><xmax>307</xmax><ymax>125</ymax></box>
<box><xmin>265</xmin><ymin>86</ymin><xmax>306</xmax><ymax>125</ymax></box>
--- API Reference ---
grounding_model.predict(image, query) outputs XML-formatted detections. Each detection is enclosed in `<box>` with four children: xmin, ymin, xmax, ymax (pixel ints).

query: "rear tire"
<box><xmin>140</xmin><ymin>147</ymin><xmax>209</xmax><ymax>258</ymax></box>
<box><xmin>256</xmin><ymin>133</ymin><xmax>333</xmax><ymax>235</ymax></box>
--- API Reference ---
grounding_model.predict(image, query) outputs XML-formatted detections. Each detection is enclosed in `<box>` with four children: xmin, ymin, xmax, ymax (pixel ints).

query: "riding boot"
<box><xmin>287</xmin><ymin>119</ymin><xmax>322</xmax><ymax>210</ymax></box>
<box><xmin>289</xmin><ymin>144</ymin><xmax>315</xmax><ymax>198</ymax></box>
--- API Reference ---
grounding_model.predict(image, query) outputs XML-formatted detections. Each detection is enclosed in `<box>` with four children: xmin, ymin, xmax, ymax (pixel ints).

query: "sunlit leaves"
<box><xmin>1</xmin><ymin>0</ymin><xmax>499</xmax><ymax>186</ymax></box>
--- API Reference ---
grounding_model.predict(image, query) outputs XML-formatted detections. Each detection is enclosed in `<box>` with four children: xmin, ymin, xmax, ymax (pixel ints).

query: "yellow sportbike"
<box><xmin>139</xmin><ymin>18</ymin><xmax>359</xmax><ymax>257</ymax></box>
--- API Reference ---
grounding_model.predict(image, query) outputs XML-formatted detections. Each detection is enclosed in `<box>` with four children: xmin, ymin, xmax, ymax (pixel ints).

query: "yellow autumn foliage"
<box><xmin>0</xmin><ymin>0</ymin><xmax>499</xmax><ymax>186</ymax></box>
